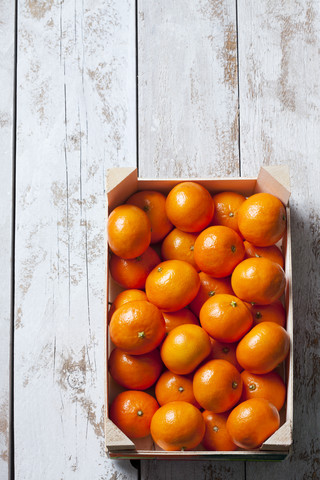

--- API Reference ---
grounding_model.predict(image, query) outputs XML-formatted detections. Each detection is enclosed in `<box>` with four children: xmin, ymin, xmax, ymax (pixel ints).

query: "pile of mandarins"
<box><xmin>107</xmin><ymin>182</ymin><xmax>290</xmax><ymax>451</ymax></box>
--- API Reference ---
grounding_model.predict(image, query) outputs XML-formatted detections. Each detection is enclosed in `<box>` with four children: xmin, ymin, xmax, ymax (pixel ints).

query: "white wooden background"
<box><xmin>1</xmin><ymin>0</ymin><xmax>320</xmax><ymax>479</ymax></box>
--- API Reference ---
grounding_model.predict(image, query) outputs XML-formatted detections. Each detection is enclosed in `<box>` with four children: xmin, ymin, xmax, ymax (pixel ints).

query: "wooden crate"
<box><xmin>105</xmin><ymin>165</ymin><xmax>293</xmax><ymax>460</ymax></box>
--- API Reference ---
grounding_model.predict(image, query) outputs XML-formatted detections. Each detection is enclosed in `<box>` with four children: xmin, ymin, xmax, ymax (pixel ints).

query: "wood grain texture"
<box><xmin>142</xmin><ymin>459</ymin><xmax>244</xmax><ymax>480</ymax></box>
<box><xmin>138</xmin><ymin>0</ymin><xmax>240</xmax><ymax>178</ymax></box>
<box><xmin>15</xmin><ymin>0</ymin><xmax>136</xmax><ymax>478</ymax></box>
<box><xmin>0</xmin><ymin>0</ymin><xmax>15</xmax><ymax>477</ymax></box>
<box><xmin>238</xmin><ymin>1</ymin><xmax>320</xmax><ymax>477</ymax></box>
<box><xmin>138</xmin><ymin>0</ymin><xmax>243</xmax><ymax>477</ymax></box>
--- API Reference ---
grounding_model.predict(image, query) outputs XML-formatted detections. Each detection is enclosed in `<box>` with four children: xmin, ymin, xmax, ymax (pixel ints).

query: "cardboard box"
<box><xmin>105</xmin><ymin>166</ymin><xmax>293</xmax><ymax>460</ymax></box>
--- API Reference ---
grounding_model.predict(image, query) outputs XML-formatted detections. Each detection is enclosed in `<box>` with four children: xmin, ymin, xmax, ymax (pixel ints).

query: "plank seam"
<box><xmin>135</xmin><ymin>0</ymin><xmax>139</xmax><ymax>177</ymax></box>
<box><xmin>10</xmin><ymin>0</ymin><xmax>18</xmax><ymax>478</ymax></box>
<box><xmin>235</xmin><ymin>0</ymin><xmax>241</xmax><ymax>178</ymax></box>
<box><xmin>236</xmin><ymin>3</ymin><xmax>245</xmax><ymax>476</ymax></box>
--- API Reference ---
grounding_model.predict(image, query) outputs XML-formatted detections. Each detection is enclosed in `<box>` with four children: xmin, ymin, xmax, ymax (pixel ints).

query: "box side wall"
<box><xmin>137</xmin><ymin>178</ymin><xmax>256</xmax><ymax>196</ymax></box>
<box><xmin>259</xmin><ymin>206</ymin><xmax>293</xmax><ymax>450</ymax></box>
<box><xmin>107</xmin><ymin>168</ymin><xmax>138</xmax><ymax>213</ymax></box>
<box><xmin>107</xmin><ymin>450</ymin><xmax>289</xmax><ymax>460</ymax></box>
<box><xmin>105</xmin><ymin>169</ymin><xmax>139</xmax><ymax>451</ymax></box>
<box><xmin>284</xmin><ymin>207</ymin><xmax>294</xmax><ymax>423</ymax></box>
<box><xmin>254</xmin><ymin>166</ymin><xmax>291</xmax><ymax>205</ymax></box>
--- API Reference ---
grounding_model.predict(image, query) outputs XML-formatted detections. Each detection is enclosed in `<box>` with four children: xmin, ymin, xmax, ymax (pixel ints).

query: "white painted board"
<box><xmin>138</xmin><ymin>0</ymin><xmax>244</xmax><ymax>478</ymax></box>
<box><xmin>0</xmin><ymin>0</ymin><xmax>15</xmax><ymax>477</ymax></box>
<box><xmin>138</xmin><ymin>0</ymin><xmax>240</xmax><ymax>178</ymax></box>
<box><xmin>238</xmin><ymin>1</ymin><xmax>320</xmax><ymax>478</ymax></box>
<box><xmin>15</xmin><ymin>0</ymin><xmax>137</xmax><ymax>478</ymax></box>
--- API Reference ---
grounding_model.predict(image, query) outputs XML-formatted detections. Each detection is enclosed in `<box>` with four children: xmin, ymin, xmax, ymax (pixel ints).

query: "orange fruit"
<box><xmin>155</xmin><ymin>371</ymin><xmax>199</xmax><ymax>407</ymax></box>
<box><xmin>236</xmin><ymin>322</ymin><xmax>290</xmax><ymax>374</ymax></box>
<box><xmin>126</xmin><ymin>190</ymin><xmax>173</xmax><ymax>243</ymax></box>
<box><xmin>202</xmin><ymin>411</ymin><xmax>238</xmax><ymax>451</ymax></box>
<box><xmin>109</xmin><ymin>246</ymin><xmax>160</xmax><ymax>289</ymax></box>
<box><xmin>249</xmin><ymin>301</ymin><xmax>286</xmax><ymax>327</ymax></box>
<box><xmin>212</xmin><ymin>191</ymin><xmax>246</xmax><ymax>234</ymax></box>
<box><xmin>108</xmin><ymin>289</ymin><xmax>147</xmax><ymax>323</ymax></box>
<box><xmin>240</xmin><ymin>370</ymin><xmax>286</xmax><ymax>411</ymax></box>
<box><xmin>161</xmin><ymin>228</ymin><xmax>199</xmax><ymax>270</ymax></box>
<box><xmin>193</xmin><ymin>359</ymin><xmax>243</xmax><ymax>412</ymax></box>
<box><xmin>109</xmin><ymin>300</ymin><xmax>166</xmax><ymax>355</ymax></box>
<box><xmin>209</xmin><ymin>338</ymin><xmax>243</xmax><ymax>372</ymax></box>
<box><xmin>237</xmin><ymin>193</ymin><xmax>286</xmax><ymax>247</ymax></box>
<box><xmin>200</xmin><ymin>294</ymin><xmax>253</xmax><ymax>343</ymax></box>
<box><xmin>112</xmin><ymin>289</ymin><xmax>148</xmax><ymax>310</ymax></box>
<box><xmin>244</xmin><ymin>240</ymin><xmax>284</xmax><ymax>268</ymax></box>
<box><xmin>231</xmin><ymin>257</ymin><xmax>286</xmax><ymax>305</ymax></box>
<box><xmin>150</xmin><ymin>401</ymin><xmax>205</xmax><ymax>451</ymax></box>
<box><xmin>110</xmin><ymin>390</ymin><xmax>159</xmax><ymax>439</ymax></box>
<box><xmin>162</xmin><ymin>308</ymin><xmax>199</xmax><ymax>334</ymax></box>
<box><xmin>145</xmin><ymin>260</ymin><xmax>200</xmax><ymax>312</ymax></box>
<box><xmin>108</xmin><ymin>348</ymin><xmax>163</xmax><ymax>390</ymax></box>
<box><xmin>189</xmin><ymin>272</ymin><xmax>234</xmax><ymax>317</ymax></box>
<box><xmin>226</xmin><ymin>398</ymin><xmax>280</xmax><ymax>449</ymax></box>
<box><xmin>194</xmin><ymin>226</ymin><xmax>245</xmax><ymax>277</ymax></box>
<box><xmin>160</xmin><ymin>324</ymin><xmax>211</xmax><ymax>375</ymax></box>
<box><xmin>108</xmin><ymin>204</ymin><xmax>151</xmax><ymax>259</ymax></box>
<box><xmin>165</xmin><ymin>182</ymin><xmax>214</xmax><ymax>233</ymax></box>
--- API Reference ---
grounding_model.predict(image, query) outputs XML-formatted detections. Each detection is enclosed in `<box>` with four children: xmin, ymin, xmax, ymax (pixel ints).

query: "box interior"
<box><xmin>105</xmin><ymin>166</ymin><xmax>292</xmax><ymax>458</ymax></box>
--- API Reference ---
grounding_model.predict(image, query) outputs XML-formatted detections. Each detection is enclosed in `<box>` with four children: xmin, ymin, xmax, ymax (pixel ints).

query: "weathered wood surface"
<box><xmin>0</xmin><ymin>0</ymin><xmax>15</xmax><ymax>478</ymax></box>
<box><xmin>14</xmin><ymin>0</ymin><xmax>136</xmax><ymax>478</ymax></box>
<box><xmin>3</xmin><ymin>0</ymin><xmax>320</xmax><ymax>477</ymax></box>
<box><xmin>138</xmin><ymin>0</ymin><xmax>240</xmax><ymax>178</ymax></box>
<box><xmin>238</xmin><ymin>1</ymin><xmax>320</xmax><ymax>478</ymax></box>
<box><xmin>138</xmin><ymin>0</ymin><xmax>244</xmax><ymax>478</ymax></box>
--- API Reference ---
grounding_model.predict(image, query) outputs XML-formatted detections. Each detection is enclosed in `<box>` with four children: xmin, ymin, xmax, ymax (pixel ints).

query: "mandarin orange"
<box><xmin>126</xmin><ymin>190</ymin><xmax>173</xmax><ymax>243</ymax></box>
<box><xmin>249</xmin><ymin>301</ymin><xmax>286</xmax><ymax>327</ymax></box>
<box><xmin>212</xmin><ymin>191</ymin><xmax>245</xmax><ymax>234</ymax></box>
<box><xmin>112</xmin><ymin>289</ymin><xmax>148</xmax><ymax>310</ymax></box>
<box><xmin>209</xmin><ymin>338</ymin><xmax>243</xmax><ymax>372</ymax></box>
<box><xmin>160</xmin><ymin>324</ymin><xmax>211</xmax><ymax>375</ymax></box>
<box><xmin>162</xmin><ymin>308</ymin><xmax>199</xmax><ymax>334</ymax></box>
<box><xmin>108</xmin><ymin>204</ymin><xmax>151</xmax><ymax>259</ymax></box>
<box><xmin>189</xmin><ymin>272</ymin><xmax>234</xmax><ymax>317</ymax></box>
<box><xmin>240</xmin><ymin>370</ymin><xmax>286</xmax><ymax>411</ymax></box>
<box><xmin>236</xmin><ymin>322</ymin><xmax>290</xmax><ymax>374</ymax></box>
<box><xmin>109</xmin><ymin>246</ymin><xmax>160</xmax><ymax>289</ymax></box>
<box><xmin>165</xmin><ymin>182</ymin><xmax>214</xmax><ymax>233</ymax></box>
<box><xmin>108</xmin><ymin>347</ymin><xmax>163</xmax><ymax>390</ymax></box>
<box><xmin>200</xmin><ymin>294</ymin><xmax>253</xmax><ymax>343</ymax></box>
<box><xmin>193</xmin><ymin>359</ymin><xmax>243</xmax><ymax>412</ymax></box>
<box><xmin>202</xmin><ymin>411</ymin><xmax>238</xmax><ymax>451</ymax></box>
<box><xmin>145</xmin><ymin>260</ymin><xmax>200</xmax><ymax>312</ymax></box>
<box><xmin>161</xmin><ymin>228</ymin><xmax>199</xmax><ymax>270</ymax></box>
<box><xmin>237</xmin><ymin>193</ymin><xmax>286</xmax><ymax>247</ymax></box>
<box><xmin>194</xmin><ymin>226</ymin><xmax>245</xmax><ymax>277</ymax></box>
<box><xmin>231</xmin><ymin>257</ymin><xmax>286</xmax><ymax>305</ymax></box>
<box><xmin>109</xmin><ymin>300</ymin><xmax>166</xmax><ymax>355</ymax></box>
<box><xmin>226</xmin><ymin>398</ymin><xmax>280</xmax><ymax>449</ymax></box>
<box><xmin>150</xmin><ymin>401</ymin><xmax>205</xmax><ymax>451</ymax></box>
<box><xmin>110</xmin><ymin>390</ymin><xmax>159</xmax><ymax>439</ymax></box>
<box><xmin>244</xmin><ymin>241</ymin><xmax>284</xmax><ymax>268</ymax></box>
<box><xmin>155</xmin><ymin>371</ymin><xmax>199</xmax><ymax>407</ymax></box>
<box><xmin>108</xmin><ymin>289</ymin><xmax>147</xmax><ymax>323</ymax></box>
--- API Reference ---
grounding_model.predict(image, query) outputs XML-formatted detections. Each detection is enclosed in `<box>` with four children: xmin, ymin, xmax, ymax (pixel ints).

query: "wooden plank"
<box><xmin>138</xmin><ymin>0</ymin><xmax>244</xmax><ymax>477</ymax></box>
<box><xmin>238</xmin><ymin>1</ymin><xmax>320</xmax><ymax>478</ymax></box>
<box><xmin>15</xmin><ymin>0</ymin><xmax>137</xmax><ymax>478</ymax></box>
<box><xmin>0</xmin><ymin>0</ymin><xmax>15</xmax><ymax>477</ymax></box>
<box><xmin>138</xmin><ymin>0</ymin><xmax>240</xmax><ymax>178</ymax></box>
<box><xmin>142</xmin><ymin>460</ymin><xmax>244</xmax><ymax>480</ymax></box>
